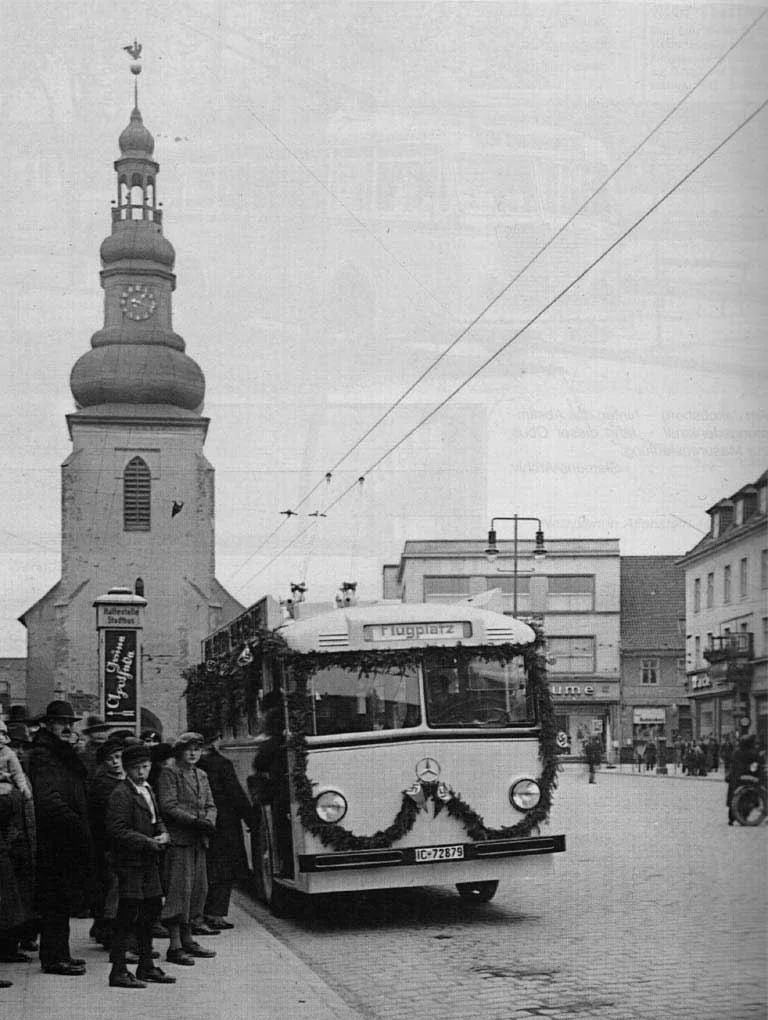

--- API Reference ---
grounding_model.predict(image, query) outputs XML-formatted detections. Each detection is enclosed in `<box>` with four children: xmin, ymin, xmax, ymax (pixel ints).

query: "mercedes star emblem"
<box><xmin>415</xmin><ymin>757</ymin><xmax>441</xmax><ymax>782</ymax></box>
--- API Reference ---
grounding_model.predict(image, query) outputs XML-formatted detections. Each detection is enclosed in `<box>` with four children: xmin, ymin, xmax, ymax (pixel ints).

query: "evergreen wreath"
<box><xmin>184</xmin><ymin>629</ymin><xmax>559</xmax><ymax>851</ymax></box>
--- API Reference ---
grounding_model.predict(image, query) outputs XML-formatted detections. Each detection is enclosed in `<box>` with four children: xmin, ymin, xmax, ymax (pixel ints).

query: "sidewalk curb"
<box><xmin>0</xmin><ymin>900</ymin><xmax>366</xmax><ymax>1020</ymax></box>
<box><xmin>232</xmin><ymin>891</ymin><xmax>365</xmax><ymax>1020</ymax></box>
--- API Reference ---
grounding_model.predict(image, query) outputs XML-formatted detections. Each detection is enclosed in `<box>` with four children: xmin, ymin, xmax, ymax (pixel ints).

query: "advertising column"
<box><xmin>94</xmin><ymin>587</ymin><xmax>147</xmax><ymax>735</ymax></box>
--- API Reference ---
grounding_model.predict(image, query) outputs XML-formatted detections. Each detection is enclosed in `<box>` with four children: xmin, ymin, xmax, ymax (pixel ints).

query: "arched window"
<box><xmin>123</xmin><ymin>457</ymin><xmax>151</xmax><ymax>531</ymax></box>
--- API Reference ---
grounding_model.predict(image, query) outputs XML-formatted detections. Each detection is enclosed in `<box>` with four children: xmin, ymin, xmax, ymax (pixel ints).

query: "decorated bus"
<box><xmin>185</xmin><ymin>593</ymin><xmax>565</xmax><ymax>913</ymax></box>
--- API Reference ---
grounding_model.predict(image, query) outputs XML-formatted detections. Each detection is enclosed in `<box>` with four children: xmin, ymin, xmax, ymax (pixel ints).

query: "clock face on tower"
<box><xmin>120</xmin><ymin>283</ymin><xmax>157</xmax><ymax>321</ymax></box>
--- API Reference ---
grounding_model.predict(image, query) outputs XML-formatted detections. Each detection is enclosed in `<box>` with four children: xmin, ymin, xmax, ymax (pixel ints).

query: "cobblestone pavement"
<box><xmin>237</xmin><ymin>766</ymin><xmax>767</xmax><ymax>1020</ymax></box>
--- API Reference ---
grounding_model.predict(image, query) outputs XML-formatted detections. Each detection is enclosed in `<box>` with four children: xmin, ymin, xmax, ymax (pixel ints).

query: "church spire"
<box><xmin>70</xmin><ymin>44</ymin><xmax>205</xmax><ymax>414</ymax></box>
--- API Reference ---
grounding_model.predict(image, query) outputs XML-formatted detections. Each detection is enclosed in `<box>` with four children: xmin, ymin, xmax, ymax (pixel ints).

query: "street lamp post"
<box><xmin>484</xmin><ymin>515</ymin><xmax>546</xmax><ymax>616</ymax></box>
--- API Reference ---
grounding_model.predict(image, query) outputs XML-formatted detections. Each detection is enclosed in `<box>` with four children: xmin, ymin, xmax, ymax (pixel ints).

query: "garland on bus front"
<box><xmin>184</xmin><ymin>632</ymin><xmax>559</xmax><ymax>851</ymax></box>
<box><xmin>288</xmin><ymin>637</ymin><xmax>560</xmax><ymax>851</ymax></box>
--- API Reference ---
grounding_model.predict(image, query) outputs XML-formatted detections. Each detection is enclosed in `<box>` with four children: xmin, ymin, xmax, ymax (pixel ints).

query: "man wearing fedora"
<box><xmin>28</xmin><ymin>700</ymin><xmax>95</xmax><ymax>976</ymax></box>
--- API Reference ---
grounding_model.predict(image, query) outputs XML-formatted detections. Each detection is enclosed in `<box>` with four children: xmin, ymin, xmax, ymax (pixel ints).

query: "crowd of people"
<box><xmin>0</xmin><ymin>700</ymin><xmax>255</xmax><ymax>991</ymax></box>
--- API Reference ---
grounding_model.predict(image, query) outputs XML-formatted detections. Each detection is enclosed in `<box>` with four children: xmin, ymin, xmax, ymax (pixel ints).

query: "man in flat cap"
<box><xmin>28</xmin><ymin>701</ymin><xmax>94</xmax><ymax>976</ymax></box>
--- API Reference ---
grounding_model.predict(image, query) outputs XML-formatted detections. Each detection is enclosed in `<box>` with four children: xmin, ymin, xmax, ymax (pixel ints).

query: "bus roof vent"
<box><xmin>485</xmin><ymin>625</ymin><xmax>523</xmax><ymax>645</ymax></box>
<box><xmin>317</xmin><ymin>631</ymin><xmax>351</xmax><ymax>650</ymax></box>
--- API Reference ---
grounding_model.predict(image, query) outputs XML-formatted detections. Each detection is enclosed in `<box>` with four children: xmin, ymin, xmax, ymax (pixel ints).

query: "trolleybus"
<box><xmin>188</xmin><ymin>593</ymin><xmax>565</xmax><ymax>913</ymax></box>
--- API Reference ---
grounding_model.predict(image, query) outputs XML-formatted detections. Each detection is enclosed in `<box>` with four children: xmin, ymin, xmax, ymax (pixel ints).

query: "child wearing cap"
<box><xmin>105</xmin><ymin>742</ymin><xmax>175</xmax><ymax>988</ymax></box>
<box><xmin>0</xmin><ymin>721</ymin><xmax>32</xmax><ymax>801</ymax></box>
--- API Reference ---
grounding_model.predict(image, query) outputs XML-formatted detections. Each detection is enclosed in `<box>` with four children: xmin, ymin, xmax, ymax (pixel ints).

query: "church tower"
<box><xmin>21</xmin><ymin>49</ymin><xmax>242</xmax><ymax>734</ymax></box>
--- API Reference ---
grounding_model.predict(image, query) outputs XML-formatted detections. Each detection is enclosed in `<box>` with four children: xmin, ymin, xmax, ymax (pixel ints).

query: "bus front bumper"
<box><xmin>298</xmin><ymin>833</ymin><xmax>566</xmax><ymax>873</ymax></box>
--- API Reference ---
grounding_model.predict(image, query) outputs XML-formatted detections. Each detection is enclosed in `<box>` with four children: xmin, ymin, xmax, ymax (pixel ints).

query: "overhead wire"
<box><xmin>225</xmin><ymin>6</ymin><xmax>767</xmax><ymax>583</ymax></box>
<box><xmin>277</xmin><ymin>6</ymin><xmax>768</xmax><ymax>519</ymax></box>
<box><xmin>159</xmin><ymin>2</ymin><xmax>767</xmax><ymax>591</ymax></box>
<box><xmin>234</xmin><ymin>96</ymin><xmax>768</xmax><ymax>593</ymax></box>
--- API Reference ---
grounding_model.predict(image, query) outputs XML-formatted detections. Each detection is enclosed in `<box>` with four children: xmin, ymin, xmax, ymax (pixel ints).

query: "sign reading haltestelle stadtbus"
<box><xmin>103</xmin><ymin>628</ymin><xmax>138</xmax><ymax>726</ymax></box>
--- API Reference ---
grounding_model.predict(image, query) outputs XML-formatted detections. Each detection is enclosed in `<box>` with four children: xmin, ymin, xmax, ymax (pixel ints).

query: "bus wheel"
<box><xmin>253</xmin><ymin>807</ymin><xmax>291</xmax><ymax>916</ymax></box>
<box><xmin>456</xmin><ymin>880</ymin><xmax>498</xmax><ymax>903</ymax></box>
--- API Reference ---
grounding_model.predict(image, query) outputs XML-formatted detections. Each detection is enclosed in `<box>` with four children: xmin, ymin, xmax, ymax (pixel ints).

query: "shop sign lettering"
<box><xmin>550</xmin><ymin>684</ymin><xmax>596</xmax><ymax>696</ymax></box>
<box><xmin>691</xmin><ymin>675</ymin><xmax>712</xmax><ymax>690</ymax></box>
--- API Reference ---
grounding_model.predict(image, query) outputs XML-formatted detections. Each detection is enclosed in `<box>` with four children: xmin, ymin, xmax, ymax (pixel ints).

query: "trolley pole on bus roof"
<box><xmin>484</xmin><ymin>516</ymin><xmax>547</xmax><ymax>616</ymax></box>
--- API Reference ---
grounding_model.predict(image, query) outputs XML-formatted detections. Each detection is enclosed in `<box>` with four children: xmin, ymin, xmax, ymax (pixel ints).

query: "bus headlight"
<box><xmin>315</xmin><ymin>790</ymin><xmax>348</xmax><ymax>823</ymax></box>
<box><xmin>509</xmin><ymin>779</ymin><xmax>541</xmax><ymax>812</ymax></box>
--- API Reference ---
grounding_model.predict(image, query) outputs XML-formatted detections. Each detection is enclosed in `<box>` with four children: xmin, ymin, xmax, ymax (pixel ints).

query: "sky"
<box><xmin>0</xmin><ymin>1</ymin><xmax>766</xmax><ymax>656</ymax></box>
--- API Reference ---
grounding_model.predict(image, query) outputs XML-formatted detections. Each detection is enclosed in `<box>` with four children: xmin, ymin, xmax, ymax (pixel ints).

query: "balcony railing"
<box><xmin>703</xmin><ymin>632</ymin><xmax>754</xmax><ymax>664</ymax></box>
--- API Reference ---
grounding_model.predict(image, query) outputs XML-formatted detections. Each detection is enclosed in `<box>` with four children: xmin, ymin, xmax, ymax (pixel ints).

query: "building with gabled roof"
<box><xmin>678</xmin><ymin>470</ymin><xmax>767</xmax><ymax>748</ymax></box>
<box><xmin>619</xmin><ymin>556</ymin><xmax>686</xmax><ymax>763</ymax></box>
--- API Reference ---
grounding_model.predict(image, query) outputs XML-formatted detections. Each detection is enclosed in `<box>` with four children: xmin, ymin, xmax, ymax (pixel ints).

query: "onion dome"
<box><xmin>119</xmin><ymin>107</ymin><xmax>155</xmax><ymax>157</ymax></box>
<box><xmin>70</xmin><ymin>345</ymin><xmax>205</xmax><ymax>411</ymax></box>
<box><xmin>100</xmin><ymin>222</ymin><xmax>175</xmax><ymax>268</ymax></box>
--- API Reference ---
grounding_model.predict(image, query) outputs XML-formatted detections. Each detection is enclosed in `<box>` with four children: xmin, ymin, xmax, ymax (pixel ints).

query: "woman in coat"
<box><xmin>156</xmin><ymin>732</ymin><xmax>217</xmax><ymax>966</ymax></box>
<box><xmin>198</xmin><ymin>731</ymin><xmax>255</xmax><ymax>930</ymax></box>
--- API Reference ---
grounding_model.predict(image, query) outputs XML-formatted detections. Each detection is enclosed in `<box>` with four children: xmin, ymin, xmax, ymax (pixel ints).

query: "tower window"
<box><xmin>124</xmin><ymin>457</ymin><xmax>151</xmax><ymax>531</ymax></box>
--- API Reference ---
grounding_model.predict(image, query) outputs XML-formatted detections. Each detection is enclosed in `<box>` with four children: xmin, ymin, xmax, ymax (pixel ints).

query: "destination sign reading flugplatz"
<box><xmin>363</xmin><ymin>621</ymin><xmax>472</xmax><ymax>642</ymax></box>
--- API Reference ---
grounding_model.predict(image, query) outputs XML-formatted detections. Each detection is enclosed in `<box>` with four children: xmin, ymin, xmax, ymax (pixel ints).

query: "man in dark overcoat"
<box><xmin>105</xmin><ymin>742</ymin><xmax>175</xmax><ymax>988</ymax></box>
<box><xmin>198</xmin><ymin>730</ymin><xmax>256</xmax><ymax>930</ymax></box>
<box><xmin>27</xmin><ymin>700</ymin><xmax>94</xmax><ymax>976</ymax></box>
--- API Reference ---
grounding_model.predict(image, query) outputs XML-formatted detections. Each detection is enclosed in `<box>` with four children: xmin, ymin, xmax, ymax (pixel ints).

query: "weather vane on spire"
<box><xmin>123</xmin><ymin>39</ymin><xmax>142</xmax><ymax>61</ymax></box>
<box><xmin>123</xmin><ymin>39</ymin><xmax>143</xmax><ymax>106</ymax></box>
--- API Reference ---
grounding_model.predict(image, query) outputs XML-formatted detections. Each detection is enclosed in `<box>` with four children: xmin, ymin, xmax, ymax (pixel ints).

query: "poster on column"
<box><xmin>103</xmin><ymin>628</ymin><xmax>138</xmax><ymax>727</ymax></box>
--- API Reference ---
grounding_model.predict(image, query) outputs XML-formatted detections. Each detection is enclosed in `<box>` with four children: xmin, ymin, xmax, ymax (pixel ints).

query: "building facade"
<box><xmin>20</xmin><ymin>65</ymin><xmax>241</xmax><ymax>734</ymax></box>
<box><xmin>619</xmin><ymin>557</ymin><xmax>686</xmax><ymax>763</ymax></box>
<box><xmin>0</xmin><ymin>659</ymin><xmax>26</xmax><ymax>718</ymax></box>
<box><xmin>678</xmin><ymin>470</ymin><xmax>768</xmax><ymax>748</ymax></box>
<box><xmin>383</xmin><ymin>537</ymin><xmax>622</xmax><ymax>757</ymax></box>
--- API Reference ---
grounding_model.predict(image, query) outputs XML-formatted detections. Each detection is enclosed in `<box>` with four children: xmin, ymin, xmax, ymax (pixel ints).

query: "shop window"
<box><xmin>641</xmin><ymin>658</ymin><xmax>659</xmax><ymax>685</ymax></box>
<box><xmin>706</xmin><ymin>572</ymin><xmax>714</xmax><ymax>608</ymax></box>
<box><xmin>546</xmin><ymin>575</ymin><xmax>594</xmax><ymax>612</ymax></box>
<box><xmin>693</xmin><ymin>577</ymin><xmax>701</xmax><ymax>613</ymax></box>
<box><xmin>723</xmin><ymin>565</ymin><xmax>732</xmax><ymax>604</ymax></box>
<box><xmin>739</xmin><ymin>558</ymin><xmax>748</xmax><ymax>599</ymax></box>
<box><xmin>547</xmin><ymin>636</ymin><xmax>595</xmax><ymax>674</ymax></box>
<box><xmin>423</xmin><ymin>576</ymin><xmax>471</xmax><ymax>603</ymax></box>
<box><xmin>124</xmin><ymin>456</ymin><xmax>151</xmax><ymax>531</ymax></box>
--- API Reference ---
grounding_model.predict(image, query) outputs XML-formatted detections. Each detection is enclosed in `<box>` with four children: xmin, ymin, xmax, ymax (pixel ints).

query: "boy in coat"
<box><xmin>105</xmin><ymin>742</ymin><xmax>176</xmax><ymax>988</ymax></box>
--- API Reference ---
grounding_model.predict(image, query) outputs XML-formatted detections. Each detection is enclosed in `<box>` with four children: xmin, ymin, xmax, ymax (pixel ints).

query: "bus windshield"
<box><xmin>305</xmin><ymin>665</ymin><xmax>421</xmax><ymax>735</ymax></box>
<box><xmin>424</xmin><ymin>653</ymin><xmax>535</xmax><ymax>727</ymax></box>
